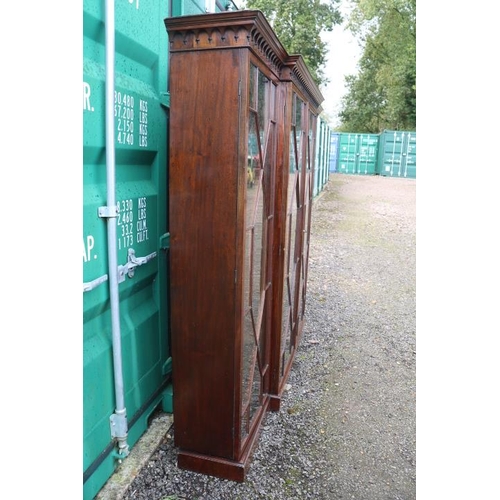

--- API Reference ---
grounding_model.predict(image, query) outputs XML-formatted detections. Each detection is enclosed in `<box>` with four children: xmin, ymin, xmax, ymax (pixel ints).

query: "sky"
<box><xmin>320</xmin><ymin>13</ymin><xmax>361</xmax><ymax>127</ymax></box>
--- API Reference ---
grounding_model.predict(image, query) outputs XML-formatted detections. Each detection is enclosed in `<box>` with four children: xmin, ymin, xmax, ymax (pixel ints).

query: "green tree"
<box><xmin>243</xmin><ymin>0</ymin><xmax>343</xmax><ymax>86</ymax></box>
<box><xmin>338</xmin><ymin>0</ymin><xmax>416</xmax><ymax>132</ymax></box>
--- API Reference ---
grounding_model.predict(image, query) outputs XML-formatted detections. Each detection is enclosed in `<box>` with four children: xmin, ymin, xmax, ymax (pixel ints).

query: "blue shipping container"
<box><xmin>329</xmin><ymin>133</ymin><xmax>340</xmax><ymax>172</ymax></box>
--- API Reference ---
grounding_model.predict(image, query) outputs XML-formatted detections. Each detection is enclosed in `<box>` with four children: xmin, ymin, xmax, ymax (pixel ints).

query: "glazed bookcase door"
<box><xmin>241</xmin><ymin>63</ymin><xmax>277</xmax><ymax>444</ymax></box>
<box><xmin>278</xmin><ymin>92</ymin><xmax>306</xmax><ymax>387</ymax></box>
<box><xmin>299</xmin><ymin>109</ymin><xmax>317</xmax><ymax>327</ymax></box>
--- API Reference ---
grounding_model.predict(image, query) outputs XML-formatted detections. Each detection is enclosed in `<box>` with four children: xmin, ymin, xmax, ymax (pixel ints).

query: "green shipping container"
<box><xmin>314</xmin><ymin>118</ymin><xmax>331</xmax><ymax>197</ymax></box>
<box><xmin>377</xmin><ymin>130</ymin><xmax>416</xmax><ymax>178</ymax></box>
<box><xmin>171</xmin><ymin>0</ymin><xmax>210</xmax><ymax>15</ymax></box>
<box><xmin>83</xmin><ymin>1</ymin><xmax>172</xmax><ymax>498</ymax></box>
<box><xmin>337</xmin><ymin>133</ymin><xmax>380</xmax><ymax>175</ymax></box>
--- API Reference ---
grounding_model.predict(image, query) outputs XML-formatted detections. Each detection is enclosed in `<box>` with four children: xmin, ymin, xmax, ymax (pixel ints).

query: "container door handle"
<box><xmin>117</xmin><ymin>248</ymin><xmax>157</xmax><ymax>283</ymax></box>
<box><xmin>83</xmin><ymin>274</ymin><xmax>109</xmax><ymax>293</ymax></box>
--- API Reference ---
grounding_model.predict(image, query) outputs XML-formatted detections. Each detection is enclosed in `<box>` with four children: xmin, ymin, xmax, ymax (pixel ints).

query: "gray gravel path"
<box><xmin>117</xmin><ymin>173</ymin><xmax>416</xmax><ymax>500</ymax></box>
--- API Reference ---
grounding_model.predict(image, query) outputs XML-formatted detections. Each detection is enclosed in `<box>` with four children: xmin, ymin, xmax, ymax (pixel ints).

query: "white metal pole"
<box><xmin>105</xmin><ymin>0</ymin><xmax>129</xmax><ymax>458</ymax></box>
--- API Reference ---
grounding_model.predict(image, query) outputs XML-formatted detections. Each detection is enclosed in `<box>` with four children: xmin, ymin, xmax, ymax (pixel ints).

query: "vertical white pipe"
<box><xmin>105</xmin><ymin>0</ymin><xmax>128</xmax><ymax>455</ymax></box>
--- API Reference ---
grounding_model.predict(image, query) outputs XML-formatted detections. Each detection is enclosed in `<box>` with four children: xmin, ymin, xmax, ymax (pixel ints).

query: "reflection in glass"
<box><xmin>295</xmin><ymin>96</ymin><xmax>303</xmax><ymax>171</ymax></box>
<box><xmin>252</xmin><ymin>188</ymin><xmax>264</xmax><ymax>324</ymax></box>
<box><xmin>300</xmin><ymin>119</ymin><xmax>315</xmax><ymax>322</ymax></box>
<box><xmin>247</xmin><ymin>111</ymin><xmax>259</xmax><ymax>190</ymax></box>
<box><xmin>241</xmin><ymin>311</ymin><xmax>254</xmax><ymax>436</ymax></box>
<box><xmin>280</xmin><ymin>104</ymin><xmax>302</xmax><ymax>380</ymax></box>
<box><xmin>250</xmin><ymin>64</ymin><xmax>256</xmax><ymax>109</ymax></box>
<box><xmin>300</xmin><ymin>175</ymin><xmax>309</xmax><ymax>320</ymax></box>
<box><xmin>289</xmin><ymin>127</ymin><xmax>297</xmax><ymax>173</ymax></box>
<box><xmin>258</xmin><ymin>72</ymin><xmax>268</xmax><ymax>152</ymax></box>
<box><xmin>241</xmin><ymin>67</ymin><xmax>272</xmax><ymax>440</ymax></box>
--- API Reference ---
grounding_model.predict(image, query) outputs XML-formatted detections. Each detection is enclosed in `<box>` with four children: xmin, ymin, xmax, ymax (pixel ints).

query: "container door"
<box><xmin>338</xmin><ymin>133</ymin><xmax>357</xmax><ymax>174</ymax></box>
<box><xmin>83</xmin><ymin>1</ymin><xmax>170</xmax><ymax>498</ymax></box>
<box><xmin>403</xmin><ymin>131</ymin><xmax>417</xmax><ymax>178</ymax></box>
<box><xmin>329</xmin><ymin>133</ymin><xmax>340</xmax><ymax>172</ymax></box>
<box><xmin>379</xmin><ymin>130</ymin><xmax>416</xmax><ymax>178</ymax></box>
<box><xmin>357</xmin><ymin>134</ymin><xmax>379</xmax><ymax>175</ymax></box>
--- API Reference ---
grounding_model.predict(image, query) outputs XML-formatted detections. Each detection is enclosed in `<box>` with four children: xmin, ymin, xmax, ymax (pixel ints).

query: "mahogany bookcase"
<box><xmin>165</xmin><ymin>9</ymin><xmax>323</xmax><ymax>481</ymax></box>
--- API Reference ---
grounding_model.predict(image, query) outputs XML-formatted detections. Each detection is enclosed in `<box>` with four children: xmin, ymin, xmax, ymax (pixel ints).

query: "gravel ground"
<box><xmin>118</xmin><ymin>173</ymin><xmax>416</xmax><ymax>500</ymax></box>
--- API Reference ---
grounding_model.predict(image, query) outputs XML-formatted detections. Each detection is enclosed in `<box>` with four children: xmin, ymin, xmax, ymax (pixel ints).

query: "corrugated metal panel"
<box><xmin>329</xmin><ymin>132</ymin><xmax>340</xmax><ymax>172</ymax></box>
<box><xmin>377</xmin><ymin>130</ymin><xmax>416</xmax><ymax>178</ymax></box>
<box><xmin>172</xmin><ymin>0</ymin><xmax>209</xmax><ymax>16</ymax></box>
<box><xmin>83</xmin><ymin>0</ymin><xmax>173</xmax><ymax>498</ymax></box>
<box><xmin>337</xmin><ymin>133</ymin><xmax>379</xmax><ymax>175</ymax></box>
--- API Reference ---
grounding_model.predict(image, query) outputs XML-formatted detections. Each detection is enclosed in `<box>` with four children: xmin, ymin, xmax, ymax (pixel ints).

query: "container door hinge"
<box><xmin>118</xmin><ymin>248</ymin><xmax>157</xmax><ymax>283</ymax></box>
<box><xmin>162</xmin><ymin>356</ymin><xmax>173</xmax><ymax>376</ymax></box>
<box><xmin>159</xmin><ymin>232</ymin><xmax>171</xmax><ymax>250</ymax></box>
<box><xmin>109</xmin><ymin>411</ymin><xmax>129</xmax><ymax>461</ymax></box>
<box><xmin>160</xmin><ymin>92</ymin><xmax>170</xmax><ymax>108</ymax></box>
<box><xmin>162</xmin><ymin>382</ymin><xmax>174</xmax><ymax>413</ymax></box>
<box><xmin>83</xmin><ymin>274</ymin><xmax>109</xmax><ymax>293</ymax></box>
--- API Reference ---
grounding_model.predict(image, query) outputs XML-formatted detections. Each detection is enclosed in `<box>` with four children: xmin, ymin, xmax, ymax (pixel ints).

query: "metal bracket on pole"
<box><xmin>98</xmin><ymin>205</ymin><xmax>118</xmax><ymax>218</ymax></box>
<box><xmin>109</xmin><ymin>409</ymin><xmax>129</xmax><ymax>461</ymax></box>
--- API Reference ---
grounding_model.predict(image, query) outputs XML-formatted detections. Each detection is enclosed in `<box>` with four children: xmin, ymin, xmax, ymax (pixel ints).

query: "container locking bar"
<box><xmin>117</xmin><ymin>248</ymin><xmax>157</xmax><ymax>283</ymax></box>
<box><xmin>83</xmin><ymin>274</ymin><xmax>109</xmax><ymax>293</ymax></box>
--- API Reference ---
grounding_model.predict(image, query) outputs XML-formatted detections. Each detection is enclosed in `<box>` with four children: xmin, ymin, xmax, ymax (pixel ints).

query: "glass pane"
<box><xmin>248</xmin><ymin>111</ymin><xmax>260</xmax><ymax>191</ymax></box>
<box><xmin>289</xmin><ymin>126</ymin><xmax>297</xmax><ymax>173</ymax></box>
<box><xmin>258</xmin><ymin>71</ymin><xmax>268</xmax><ymax>151</ymax></box>
<box><xmin>307</xmin><ymin>111</ymin><xmax>315</xmax><ymax>171</ymax></box>
<box><xmin>250</xmin><ymin>352</ymin><xmax>262</xmax><ymax>423</ymax></box>
<box><xmin>301</xmin><ymin>172</ymin><xmax>313</xmax><ymax>319</ymax></box>
<box><xmin>281</xmin><ymin>169</ymin><xmax>300</xmax><ymax>377</ymax></box>
<box><xmin>270</xmin><ymin>82</ymin><xmax>276</xmax><ymax>121</ymax></box>
<box><xmin>295</xmin><ymin>97</ymin><xmax>303</xmax><ymax>171</ymax></box>
<box><xmin>249</xmin><ymin>64</ymin><xmax>256</xmax><ymax>110</ymax></box>
<box><xmin>281</xmin><ymin>280</ymin><xmax>291</xmax><ymax>376</ymax></box>
<box><xmin>264</xmin><ymin>121</ymin><xmax>275</xmax><ymax>222</ymax></box>
<box><xmin>295</xmin><ymin>96</ymin><xmax>302</xmax><ymax>130</ymax></box>
<box><xmin>244</xmin><ymin>228</ymin><xmax>252</xmax><ymax>308</ymax></box>
<box><xmin>252</xmin><ymin>193</ymin><xmax>265</xmax><ymax>321</ymax></box>
<box><xmin>241</xmin><ymin>310</ymin><xmax>255</xmax><ymax>438</ymax></box>
<box><xmin>306</xmin><ymin>129</ymin><xmax>310</xmax><ymax>172</ymax></box>
<box><xmin>281</xmin><ymin>218</ymin><xmax>294</xmax><ymax>374</ymax></box>
<box><xmin>241</xmin><ymin>69</ymin><xmax>270</xmax><ymax>438</ymax></box>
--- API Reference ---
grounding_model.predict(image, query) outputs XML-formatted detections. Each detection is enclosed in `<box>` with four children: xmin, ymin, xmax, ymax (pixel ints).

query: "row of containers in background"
<box><xmin>328</xmin><ymin>130</ymin><xmax>417</xmax><ymax>179</ymax></box>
